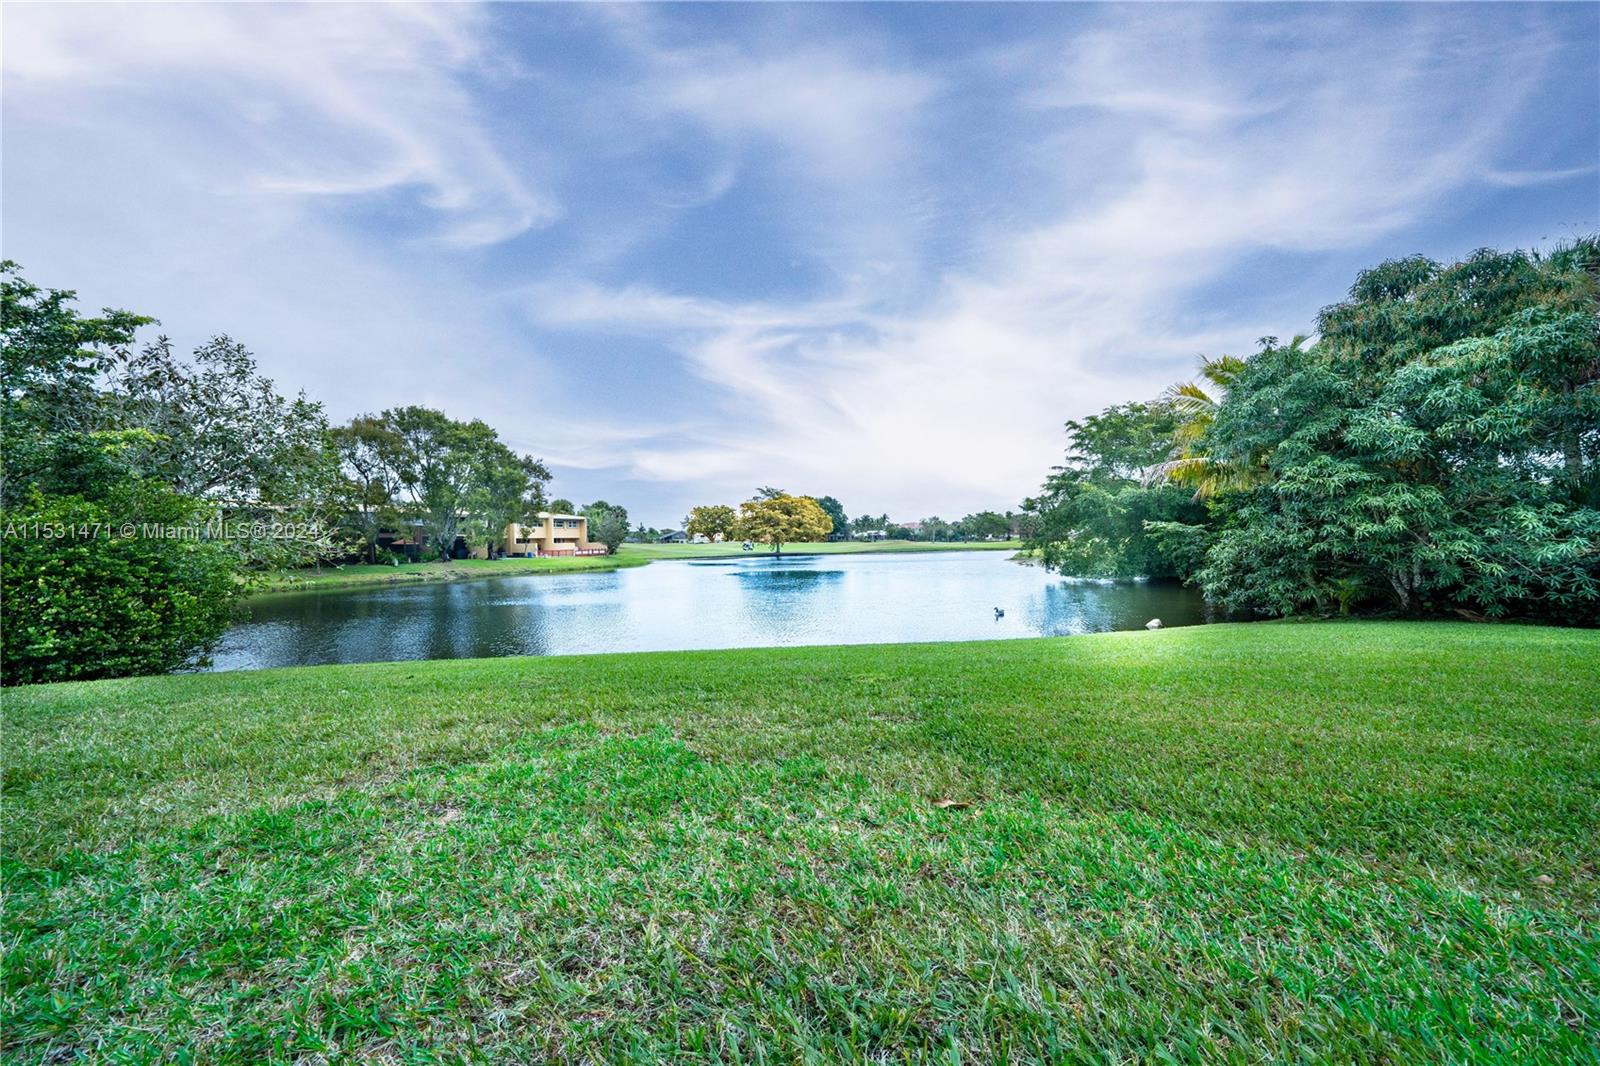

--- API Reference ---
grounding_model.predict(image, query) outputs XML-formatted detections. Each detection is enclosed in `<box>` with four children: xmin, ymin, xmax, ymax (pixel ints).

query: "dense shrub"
<box><xmin>1</xmin><ymin>491</ymin><xmax>240</xmax><ymax>685</ymax></box>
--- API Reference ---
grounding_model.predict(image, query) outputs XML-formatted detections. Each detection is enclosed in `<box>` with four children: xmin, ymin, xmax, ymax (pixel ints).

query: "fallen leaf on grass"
<box><xmin>930</xmin><ymin>798</ymin><xmax>972</xmax><ymax>810</ymax></box>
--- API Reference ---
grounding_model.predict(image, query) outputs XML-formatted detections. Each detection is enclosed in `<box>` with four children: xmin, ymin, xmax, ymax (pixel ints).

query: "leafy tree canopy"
<box><xmin>736</xmin><ymin>494</ymin><xmax>832</xmax><ymax>554</ymax></box>
<box><xmin>685</xmin><ymin>504</ymin><xmax>738</xmax><ymax>540</ymax></box>
<box><xmin>813</xmin><ymin>496</ymin><xmax>849</xmax><ymax>536</ymax></box>
<box><xmin>1027</xmin><ymin>238</ymin><xmax>1600</xmax><ymax>622</ymax></box>
<box><xmin>581</xmin><ymin>500</ymin><xmax>630</xmax><ymax>555</ymax></box>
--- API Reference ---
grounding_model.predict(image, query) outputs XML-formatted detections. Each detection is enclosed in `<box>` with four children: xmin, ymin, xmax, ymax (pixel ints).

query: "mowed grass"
<box><xmin>3</xmin><ymin>623</ymin><xmax>1597</xmax><ymax>1063</ymax></box>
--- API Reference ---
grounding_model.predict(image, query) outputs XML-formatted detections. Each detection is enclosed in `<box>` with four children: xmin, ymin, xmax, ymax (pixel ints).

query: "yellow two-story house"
<box><xmin>494</xmin><ymin>512</ymin><xmax>604</xmax><ymax>557</ymax></box>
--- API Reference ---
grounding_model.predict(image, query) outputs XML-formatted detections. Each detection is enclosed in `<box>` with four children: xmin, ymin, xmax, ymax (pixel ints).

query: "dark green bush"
<box><xmin>2</xmin><ymin>491</ymin><xmax>240</xmax><ymax>685</ymax></box>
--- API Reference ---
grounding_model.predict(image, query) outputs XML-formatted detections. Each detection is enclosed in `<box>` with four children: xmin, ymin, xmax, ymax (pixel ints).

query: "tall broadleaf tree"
<box><xmin>374</xmin><ymin>406</ymin><xmax>501</xmax><ymax>559</ymax></box>
<box><xmin>1024</xmin><ymin>400</ymin><xmax>1206</xmax><ymax>579</ymax></box>
<box><xmin>0</xmin><ymin>261</ymin><xmax>150</xmax><ymax>504</ymax></box>
<box><xmin>736</xmin><ymin>494</ymin><xmax>832</xmax><ymax>555</ymax></box>
<box><xmin>685</xmin><ymin>504</ymin><xmax>737</xmax><ymax>541</ymax></box>
<box><xmin>331</xmin><ymin>416</ymin><xmax>405</xmax><ymax>563</ymax></box>
<box><xmin>581</xmin><ymin>500</ymin><xmax>630</xmax><ymax>555</ymax></box>
<box><xmin>814</xmin><ymin>495</ymin><xmax>849</xmax><ymax>537</ymax></box>
<box><xmin>469</xmin><ymin>446</ymin><xmax>551</xmax><ymax>556</ymax></box>
<box><xmin>0</xmin><ymin>266</ymin><xmax>240</xmax><ymax>683</ymax></box>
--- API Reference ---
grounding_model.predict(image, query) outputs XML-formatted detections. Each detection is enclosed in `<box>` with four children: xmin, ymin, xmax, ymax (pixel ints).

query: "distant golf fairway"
<box><xmin>4</xmin><ymin>622</ymin><xmax>1597</xmax><ymax>1062</ymax></box>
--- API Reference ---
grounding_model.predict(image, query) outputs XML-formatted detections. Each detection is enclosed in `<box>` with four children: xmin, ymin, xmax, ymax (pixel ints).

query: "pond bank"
<box><xmin>255</xmin><ymin>539</ymin><xmax>1022</xmax><ymax>593</ymax></box>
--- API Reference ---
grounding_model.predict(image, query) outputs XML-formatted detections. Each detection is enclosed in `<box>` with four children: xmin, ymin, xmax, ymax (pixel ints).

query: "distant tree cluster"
<box><xmin>681</xmin><ymin>491</ymin><xmax>1020</xmax><ymax>551</ymax></box>
<box><xmin>681</xmin><ymin>490</ymin><xmax>832</xmax><ymax>553</ymax></box>
<box><xmin>331</xmin><ymin>407</ymin><xmax>550</xmax><ymax>563</ymax></box>
<box><xmin>1</xmin><ymin>263</ymin><xmax>622</xmax><ymax>683</ymax></box>
<box><xmin>1025</xmin><ymin>240</ymin><xmax>1600</xmax><ymax>623</ymax></box>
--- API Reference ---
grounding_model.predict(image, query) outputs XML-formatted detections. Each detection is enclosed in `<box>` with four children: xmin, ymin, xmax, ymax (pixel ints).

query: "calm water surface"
<box><xmin>209</xmin><ymin>551</ymin><xmax>1210</xmax><ymax>671</ymax></box>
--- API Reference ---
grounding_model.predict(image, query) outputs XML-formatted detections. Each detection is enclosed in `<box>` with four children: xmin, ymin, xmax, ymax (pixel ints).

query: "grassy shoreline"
<box><xmin>5</xmin><ymin>622</ymin><xmax>1597</xmax><ymax>1061</ymax></box>
<box><xmin>254</xmin><ymin>539</ymin><xmax>1023</xmax><ymax>593</ymax></box>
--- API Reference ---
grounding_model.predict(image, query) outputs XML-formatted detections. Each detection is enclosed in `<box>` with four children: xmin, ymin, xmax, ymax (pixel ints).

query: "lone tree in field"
<box><xmin>736</xmin><ymin>494</ymin><xmax>832</xmax><ymax>555</ymax></box>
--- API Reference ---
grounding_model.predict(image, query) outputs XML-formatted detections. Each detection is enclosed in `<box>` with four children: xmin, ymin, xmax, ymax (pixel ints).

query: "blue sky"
<box><xmin>5</xmin><ymin>3</ymin><xmax>1596</xmax><ymax>527</ymax></box>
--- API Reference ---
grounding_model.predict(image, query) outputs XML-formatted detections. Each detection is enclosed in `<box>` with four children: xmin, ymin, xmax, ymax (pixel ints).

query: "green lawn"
<box><xmin>255</xmin><ymin>540</ymin><xmax>1020</xmax><ymax>593</ymax></box>
<box><xmin>4</xmin><ymin>623</ymin><xmax>1597</xmax><ymax>1062</ymax></box>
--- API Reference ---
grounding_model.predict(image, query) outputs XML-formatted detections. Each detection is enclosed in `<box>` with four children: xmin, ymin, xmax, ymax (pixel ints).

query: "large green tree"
<box><xmin>1197</xmin><ymin>243</ymin><xmax>1599</xmax><ymax>620</ymax></box>
<box><xmin>736</xmin><ymin>494</ymin><xmax>832</xmax><ymax>555</ymax></box>
<box><xmin>331</xmin><ymin>417</ymin><xmax>404</xmax><ymax>563</ymax></box>
<box><xmin>957</xmin><ymin>511</ymin><xmax>1011</xmax><ymax>540</ymax></box>
<box><xmin>581</xmin><ymin>500</ymin><xmax>630</xmax><ymax>555</ymax></box>
<box><xmin>814</xmin><ymin>496</ymin><xmax>849</xmax><ymax>537</ymax></box>
<box><xmin>685</xmin><ymin>504</ymin><xmax>737</xmax><ymax>541</ymax></box>
<box><xmin>373</xmin><ymin>407</ymin><xmax>501</xmax><ymax>559</ymax></box>
<box><xmin>100</xmin><ymin>335</ymin><xmax>338</xmax><ymax>569</ymax></box>
<box><xmin>1024</xmin><ymin>400</ymin><xmax>1206</xmax><ymax>579</ymax></box>
<box><xmin>0</xmin><ymin>261</ymin><xmax>150</xmax><ymax>505</ymax></box>
<box><xmin>0</xmin><ymin>267</ymin><xmax>241</xmax><ymax>682</ymax></box>
<box><xmin>470</xmin><ymin>448</ymin><xmax>551</xmax><ymax>555</ymax></box>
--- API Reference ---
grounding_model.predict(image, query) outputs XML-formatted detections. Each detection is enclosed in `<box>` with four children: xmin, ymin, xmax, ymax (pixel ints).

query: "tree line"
<box><xmin>1023</xmin><ymin>240</ymin><xmax>1599</xmax><ymax>623</ymax></box>
<box><xmin>0</xmin><ymin>263</ymin><xmax>624</xmax><ymax>683</ymax></box>
<box><xmin>684</xmin><ymin>493</ymin><xmax>1025</xmax><ymax>547</ymax></box>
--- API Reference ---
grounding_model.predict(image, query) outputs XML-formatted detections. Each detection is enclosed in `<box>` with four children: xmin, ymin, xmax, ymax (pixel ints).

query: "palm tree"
<box><xmin>1154</xmin><ymin>338</ymin><xmax>1306</xmax><ymax>498</ymax></box>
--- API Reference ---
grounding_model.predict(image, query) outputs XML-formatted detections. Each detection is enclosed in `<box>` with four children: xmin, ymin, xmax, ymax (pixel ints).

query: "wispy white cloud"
<box><xmin>5</xmin><ymin>3</ymin><xmax>554</xmax><ymax>247</ymax></box>
<box><xmin>4</xmin><ymin>3</ymin><xmax>1592</xmax><ymax>525</ymax></box>
<box><xmin>1483</xmin><ymin>165</ymin><xmax>1600</xmax><ymax>188</ymax></box>
<box><xmin>528</xmin><ymin>6</ymin><xmax>1582</xmax><ymax>514</ymax></box>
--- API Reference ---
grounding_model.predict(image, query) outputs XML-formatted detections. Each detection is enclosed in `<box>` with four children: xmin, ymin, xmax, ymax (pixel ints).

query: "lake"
<box><xmin>208</xmin><ymin>551</ymin><xmax>1211</xmax><ymax>671</ymax></box>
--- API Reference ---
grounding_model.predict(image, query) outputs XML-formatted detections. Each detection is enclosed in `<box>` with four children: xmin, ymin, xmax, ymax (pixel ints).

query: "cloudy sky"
<box><xmin>5</xmin><ymin>3</ymin><xmax>1596</xmax><ymax>527</ymax></box>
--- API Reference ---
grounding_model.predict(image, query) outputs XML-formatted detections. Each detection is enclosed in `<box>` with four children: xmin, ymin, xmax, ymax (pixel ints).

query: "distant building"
<box><xmin>474</xmin><ymin>512</ymin><xmax>605</xmax><ymax>558</ymax></box>
<box><xmin>853</xmin><ymin>529</ymin><xmax>888</xmax><ymax>541</ymax></box>
<box><xmin>658</xmin><ymin>530</ymin><xmax>689</xmax><ymax>543</ymax></box>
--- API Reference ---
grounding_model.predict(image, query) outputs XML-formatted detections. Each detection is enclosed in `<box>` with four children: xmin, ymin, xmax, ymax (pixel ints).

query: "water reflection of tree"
<box><xmin>730</xmin><ymin>567</ymin><xmax>844</xmax><ymax>638</ymax></box>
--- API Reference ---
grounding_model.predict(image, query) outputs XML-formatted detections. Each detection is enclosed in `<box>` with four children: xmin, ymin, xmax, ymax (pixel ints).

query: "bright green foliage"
<box><xmin>1</xmin><ymin>268</ymin><xmax>245</xmax><ymax>683</ymax></box>
<box><xmin>1198</xmin><ymin>243</ymin><xmax>1600</xmax><ymax>620</ymax></box>
<box><xmin>813</xmin><ymin>494</ymin><xmax>849</xmax><ymax>536</ymax></box>
<box><xmin>736</xmin><ymin>493</ymin><xmax>833</xmax><ymax>554</ymax></box>
<box><xmin>0</xmin><ymin>262</ymin><xmax>150</xmax><ymax>504</ymax></box>
<box><xmin>1</xmin><ymin>488</ymin><xmax>238</xmax><ymax>684</ymax></box>
<box><xmin>684</xmin><ymin>503</ymin><xmax>738</xmax><ymax>540</ymax></box>
<box><xmin>1025</xmin><ymin>401</ymin><xmax>1206</xmax><ymax>578</ymax></box>
<box><xmin>4</xmin><ymin>623</ymin><xmax>1597</xmax><ymax>1060</ymax></box>
<box><xmin>1029</xmin><ymin>241</ymin><xmax>1600</xmax><ymax>619</ymax></box>
<box><xmin>580</xmin><ymin>499</ymin><xmax>629</xmax><ymax>554</ymax></box>
<box><xmin>1158</xmin><ymin>351</ymin><xmax>1271</xmax><ymax>498</ymax></box>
